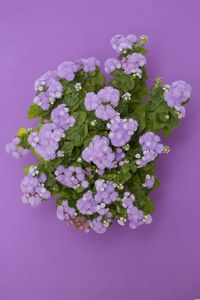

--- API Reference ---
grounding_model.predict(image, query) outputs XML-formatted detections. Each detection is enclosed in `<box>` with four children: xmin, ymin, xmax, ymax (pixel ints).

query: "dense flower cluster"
<box><xmin>6</xmin><ymin>33</ymin><xmax>192</xmax><ymax>234</ymax></box>
<box><xmin>6</xmin><ymin>137</ymin><xmax>29</xmax><ymax>158</ymax></box>
<box><xmin>107</xmin><ymin>116</ymin><xmax>138</xmax><ymax>147</ymax></box>
<box><xmin>82</xmin><ymin>136</ymin><xmax>117</xmax><ymax>170</ymax></box>
<box><xmin>136</xmin><ymin>132</ymin><xmax>164</xmax><ymax>168</ymax></box>
<box><xmin>85</xmin><ymin>86</ymin><xmax>120</xmax><ymax>121</ymax></box>
<box><xmin>28</xmin><ymin>104</ymin><xmax>76</xmax><ymax>160</ymax></box>
<box><xmin>55</xmin><ymin>166</ymin><xmax>89</xmax><ymax>189</ymax></box>
<box><xmin>21</xmin><ymin>171</ymin><xmax>51</xmax><ymax>207</ymax></box>
<box><xmin>164</xmin><ymin>80</ymin><xmax>191</xmax><ymax>119</ymax></box>
<box><xmin>111</xmin><ymin>34</ymin><xmax>138</xmax><ymax>53</ymax></box>
<box><xmin>121</xmin><ymin>53</ymin><xmax>146</xmax><ymax>76</ymax></box>
<box><xmin>28</xmin><ymin>123</ymin><xmax>65</xmax><ymax>160</ymax></box>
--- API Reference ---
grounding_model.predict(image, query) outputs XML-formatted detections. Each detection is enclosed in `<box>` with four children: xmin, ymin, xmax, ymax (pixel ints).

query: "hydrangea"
<box><xmin>55</xmin><ymin>166</ymin><xmax>89</xmax><ymax>190</ymax></box>
<box><xmin>21</xmin><ymin>172</ymin><xmax>51</xmax><ymax>207</ymax></box>
<box><xmin>164</xmin><ymin>80</ymin><xmax>191</xmax><ymax>107</ymax></box>
<box><xmin>111</xmin><ymin>34</ymin><xmax>138</xmax><ymax>53</ymax></box>
<box><xmin>107</xmin><ymin>116</ymin><xmax>138</xmax><ymax>147</ymax></box>
<box><xmin>6</xmin><ymin>137</ymin><xmax>29</xmax><ymax>158</ymax></box>
<box><xmin>7</xmin><ymin>33</ymin><xmax>191</xmax><ymax>234</ymax></box>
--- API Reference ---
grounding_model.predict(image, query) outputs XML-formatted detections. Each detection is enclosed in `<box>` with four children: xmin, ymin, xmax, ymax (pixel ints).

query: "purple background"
<box><xmin>0</xmin><ymin>0</ymin><xmax>200</xmax><ymax>299</ymax></box>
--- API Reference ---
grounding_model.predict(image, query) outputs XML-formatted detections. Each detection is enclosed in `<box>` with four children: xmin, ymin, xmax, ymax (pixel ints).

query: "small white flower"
<box><xmin>135</xmin><ymin>153</ymin><xmax>141</xmax><ymax>159</ymax></box>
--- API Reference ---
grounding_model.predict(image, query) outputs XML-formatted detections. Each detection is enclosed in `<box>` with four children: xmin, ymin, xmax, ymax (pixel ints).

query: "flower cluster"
<box><xmin>82</xmin><ymin>136</ymin><xmax>116</xmax><ymax>170</ymax></box>
<box><xmin>6</xmin><ymin>137</ymin><xmax>29</xmax><ymax>158</ymax></box>
<box><xmin>136</xmin><ymin>132</ymin><xmax>164</xmax><ymax>168</ymax></box>
<box><xmin>111</xmin><ymin>34</ymin><xmax>138</xmax><ymax>53</ymax></box>
<box><xmin>105</xmin><ymin>34</ymin><xmax>147</xmax><ymax>76</ymax></box>
<box><xmin>55</xmin><ymin>166</ymin><xmax>89</xmax><ymax>190</ymax></box>
<box><xmin>107</xmin><ymin>116</ymin><xmax>138</xmax><ymax>147</ymax></box>
<box><xmin>164</xmin><ymin>80</ymin><xmax>191</xmax><ymax>119</ymax></box>
<box><xmin>6</xmin><ymin>33</ymin><xmax>192</xmax><ymax>234</ymax></box>
<box><xmin>21</xmin><ymin>171</ymin><xmax>51</xmax><ymax>207</ymax></box>
<box><xmin>28</xmin><ymin>104</ymin><xmax>76</xmax><ymax>160</ymax></box>
<box><xmin>85</xmin><ymin>86</ymin><xmax>120</xmax><ymax>121</ymax></box>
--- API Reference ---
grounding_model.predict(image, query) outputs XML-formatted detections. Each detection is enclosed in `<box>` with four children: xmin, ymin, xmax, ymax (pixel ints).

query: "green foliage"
<box><xmin>28</xmin><ymin>104</ymin><xmax>48</xmax><ymax>119</ymax></box>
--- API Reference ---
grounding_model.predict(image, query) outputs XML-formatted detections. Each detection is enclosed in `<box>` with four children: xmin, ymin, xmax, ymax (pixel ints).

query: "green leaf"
<box><xmin>28</xmin><ymin>104</ymin><xmax>47</xmax><ymax>119</ymax></box>
<box><xmin>17</xmin><ymin>127</ymin><xmax>27</xmax><ymax>137</ymax></box>
<box><xmin>62</xmin><ymin>141</ymin><xmax>74</xmax><ymax>156</ymax></box>
<box><xmin>72</xmin><ymin>111</ymin><xmax>87</xmax><ymax>125</ymax></box>
<box><xmin>143</xmin><ymin>196</ymin><xmax>155</xmax><ymax>214</ymax></box>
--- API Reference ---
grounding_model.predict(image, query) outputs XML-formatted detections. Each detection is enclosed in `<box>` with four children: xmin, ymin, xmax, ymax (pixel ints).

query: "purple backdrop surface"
<box><xmin>0</xmin><ymin>0</ymin><xmax>200</xmax><ymax>299</ymax></box>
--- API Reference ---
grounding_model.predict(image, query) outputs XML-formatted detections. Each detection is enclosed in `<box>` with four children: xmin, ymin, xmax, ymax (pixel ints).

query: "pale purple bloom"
<box><xmin>111</xmin><ymin>34</ymin><xmax>138</xmax><ymax>53</ymax></box>
<box><xmin>164</xmin><ymin>80</ymin><xmax>191</xmax><ymax>107</ymax></box>
<box><xmin>104</xmin><ymin>58</ymin><xmax>121</xmax><ymax>73</ymax></box>
<box><xmin>6</xmin><ymin>137</ymin><xmax>29</xmax><ymax>159</ymax></box>
<box><xmin>94</xmin><ymin>179</ymin><xmax>118</xmax><ymax>205</ymax></box>
<box><xmin>51</xmin><ymin>104</ymin><xmax>76</xmax><ymax>130</ymax></box>
<box><xmin>136</xmin><ymin>132</ymin><xmax>164</xmax><ymax>167</ymax></box>
<box><xmin>108</xmin><ymin>116</ymin><xmax>138</xmax><ymax>147</ymax></box>
<box><xmin>57</xmin><ymin>61</ymin><xmax>80</xmax><ymax>81</ymax></box>
<box><xmin>90</xmin><ymin>216</ymin><xmax>111</xmax><ymax>234</ymax></box>
<box><xmin>121</xmin><ymin>53</ymin><xmax>146</xmax><ymax>75</ymax></box>
<box><xmin>28</xmin><ymin>123</ymin><xmax>65</xmax><ymax>160</ymax></box>
<box><xmin>122</xmin><ymin>192</ymin><xmax>135</xmax><ymax>208</ymax></box>
<box><xmin>174</xmin><ymin>104</ymin><xmax>186</xmax><ymax>119</ymax></box>
<box><xmin>21</xmin><ymin>173</ymin><xmax>51</xmax><ymax>207</ymax></box>
<box><xmin>81</xmin><ymin>57</ymin><xmax>100</xmax><ymax>72</ymax></box>
<box><xmin>84</xmin><ymin>92</ymin><xmax>100</xmax><ymax>111</ymax></box>
<box><xmin>84</xmin><ymin>87</ymin><xmax>120</xmax><ymax>121</ymax></box>
<box><xmin>34</xmin><ymin>71</ymin><xmax>58</xmax><ymax>92</ymax></box>
<box><xmin>57</xmin><ymin>200</ymin><xmax>77</xmax><ymax>221</ymax></box>
<box><xmin>55</xmin><ymin>166</ymin><xmax>89</xmax><ymax>190</ymax></box>
<box><xmin>76</xmin><ymin>191</ymin><xmax>96</xmax><ymax>215</ymax></box>
<box><xmin>33</xmin><ymin>92</ymin><xmax>51</xmax><ymax>110</ymax></box>
<box><xmin>142</xmin><ymin>174</ymin><xmax>155</xmax><ymax>189</ymax></box>
<box><xmin>82</xmin><ymin>136</ymin><xmax>116</xmax><ymax>170</ymax></box>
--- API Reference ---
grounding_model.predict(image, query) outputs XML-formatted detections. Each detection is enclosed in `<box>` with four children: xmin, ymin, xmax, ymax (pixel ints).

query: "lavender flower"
<box><xmin>107</xmin><ymin>116</ymin><xmax>138</xmax><ymax>147</ymax></box>
<box><xmin>121</xmin><ymin>53</ymin><xmax>146</xmax><ymax>75</ymax></box>
<box><xmin>164</xmin><ymin>80</ymin><xmax>191</xmax><ymax>107</ymax></box>
<box><xmin>90</xmin><ymin>215</ymin><xmax>111</xmax><ymax>234</ymax></box>
<box><xmin>84</xmin><ymin>86</ymin><xmax>120</xmax><ymax>121</ymax></box>
<box><xmin>55</xmin><ymin>166</ymin><xmax>89</xmax><ymax>190</ymax></box>
<box><xmin>6</xmin><ymin>137</ymin><xmax>29</xmax><ymax>159</ymax></box>
<box><xmin>76</xmin><ymin>191</ymin><xmax>96</xmax><ymax>215</ymax></box>
<box><xmin>81</xmin><ymin>57</ymin><xmax>100</xmax><ymax>72</ymax></box>
<box><xmin>51</xmin><ymin>104</ymin><xmax>76</xmax><ymax>130</ymax></box>
<box><xmin>136</xmin><ymin>132</ymin><xmax>164</xmax><ymax>167</ymax></box>
<box><xmin>28</xmin><ymin>123</ymin><xmax>65</xmax><ymax>160</ymax></box>
<box><xmin>57</xmin><ymin>200</ymin><xmax>77</xmax><ymax>221</ymax></box>
<box><xmin>21</xmin><ymin>172</ymin><xmax>51</xmax><ymax>207</ymax></box>
<box><xmin>142</xmin><ymin>174</ymin><xmax>155</xmax><ymax>189</ymax></box>
<box><xmin>104</xmin><ymin>58</ymin><xmax>121</xmax><ymax>73</ymax></box>
<box><xmin>57</xmin><ymin>61</ymin><xmax>80</xmax><ymax>81</ymax></box>
<box><xmin>82</xmin><ymin>136</ymin><xmax>116</xmax><ymax>170</ymax></box>
<box><xmin>111</xmin><ymin>34</ymin><xmax>138</xmax><ymax>53</ymax></box>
